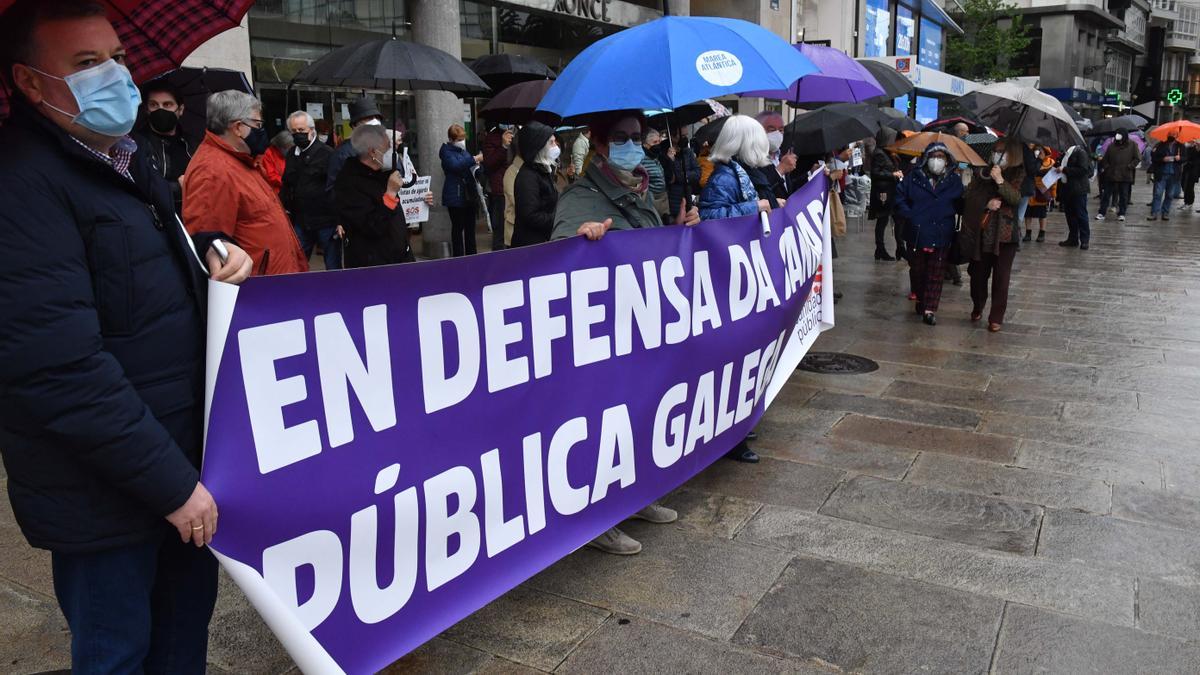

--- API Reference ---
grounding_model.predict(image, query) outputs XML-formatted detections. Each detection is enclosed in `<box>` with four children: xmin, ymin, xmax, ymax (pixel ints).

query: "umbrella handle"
<box><xmin>760</xmin><ymin>210</ymin><xmax>771</xmax><ymax>237</ymax></box>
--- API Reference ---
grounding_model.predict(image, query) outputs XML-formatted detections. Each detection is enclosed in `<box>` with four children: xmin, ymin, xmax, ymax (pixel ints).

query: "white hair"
<box><xmin>350</xmin><ymin>124</ymin><xmax>389</xmax><ymax>158</ymax></box>
<box><xmin>534</xmin><ymin>136</ymin><xmax>558</xmax><ymax>169</ymax></box>
<box><xmin>206</xmin><ymin>90</ymin><xmax>261</xmax><ymax>134</ymax></box>
<box><xmin>287</xmin><ymin>110</ymin><xmax>314</xmax><ymax>128</ymax></box>
<box><xmin>644</xmin><ymin>129</ymin><xmax>662</xmax><ymax>145</ymax></box>
<box><xmin>709</xmin><ymin>114</ymin><xmax>770</xmax><ymax>167</ymax></box>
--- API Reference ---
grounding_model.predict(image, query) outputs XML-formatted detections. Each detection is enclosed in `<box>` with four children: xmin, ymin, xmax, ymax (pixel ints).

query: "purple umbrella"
<box><xmin>1098</xmin><ymin>134</ymin><xmax>1145</xmax><ymax>156</ymax></box>
<box><xmin>742</xmin><ymin>43</ymin><xmax>885</xmax><ymax>104</ymax></box>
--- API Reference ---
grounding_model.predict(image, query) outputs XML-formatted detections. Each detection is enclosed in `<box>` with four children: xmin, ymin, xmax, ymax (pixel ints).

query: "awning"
<box><xmin>921</xmin><ymin>0</ymin><xmax>964</xmax><ymax>35</ymax></box>
<box><xmin>863</xmin><ymin>56</ymin><xmax>979</xmax><ymax>97</ymax></box>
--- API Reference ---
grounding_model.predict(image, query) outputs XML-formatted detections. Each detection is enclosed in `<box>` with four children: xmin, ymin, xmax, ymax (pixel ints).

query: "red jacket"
<box><xmin>259</xmin><ymin>145</ymin><xmax>287</xmax><ymax>194</ymax></box>
<box><xmin>183</xmin><ymin>132</ymin><xmax>308</xmax><ymax>275</ymax></box>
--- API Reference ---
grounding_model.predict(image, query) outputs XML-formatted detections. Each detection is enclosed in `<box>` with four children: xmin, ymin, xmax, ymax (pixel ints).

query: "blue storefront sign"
<box><xmin>1041</xmin><ymin>88</ymin><xmax>1103</xmax><ymax>105</ymax></box>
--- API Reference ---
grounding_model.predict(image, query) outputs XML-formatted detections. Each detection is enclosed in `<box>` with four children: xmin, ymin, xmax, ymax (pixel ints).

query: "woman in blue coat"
<box><xmin>440</xmin><ymin>124</ymin><xmax>483</xmax><ymax>256</ymax></box>
<box><xmin>698</xmin><ymin>115</ymin><xmax>772</xmax><ymax>221</ymax></box>
<box><xmin>894</xmin><ymin>142</ymin><xmax>964</xmax><ymax>325</ymax></box>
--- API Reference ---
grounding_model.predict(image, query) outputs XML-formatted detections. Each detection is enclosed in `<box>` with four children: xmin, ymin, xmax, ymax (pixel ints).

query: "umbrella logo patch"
<box><xmin>696</xmin><ymin>50</ymin><xmax>743</xmax><ymax>87</ymax></box>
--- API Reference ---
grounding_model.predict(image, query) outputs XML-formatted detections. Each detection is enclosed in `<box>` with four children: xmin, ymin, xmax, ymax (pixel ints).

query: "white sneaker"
<box><xmin>630</xmin><ymin>503</ymin><xmax>679</xmax><ymax>524</ymax></box>
<box><xmin>1118</xmin><ymin>215</ymin><xmax>1126</xmax><ymax>222</ymax></box>
<box><xmin>1095</xmin><ymin>214</ymin><xmax>1105</xmax><ymax>221</ymax></box>
<box><xmin>586</xmin><ymin>527</ymin><xmax>642</xmax><ymax>555</ymax></box>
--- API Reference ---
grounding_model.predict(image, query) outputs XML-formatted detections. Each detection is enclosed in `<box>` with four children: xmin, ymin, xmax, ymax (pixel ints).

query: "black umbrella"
<box><xmin>923</xmin><ymin>116</ymin><xmax>986</xmax><ymax>134</ymax></box>
<box><xmin>784</xmin><ymin>108</ymin><xmax>876</xmax><ymax>154</ymax></box>
<box><xmin>470</xmin><ymin>53</ymin><xmax>556</xmax><ymax>91</ymax></box>
<box><xmin>646</xmin><ymin>99</ymin><xmax>731</xmax><ymax>130</ymax></box>
<box><xmin>880</xmin><ymin>106</ymin><xmax>921</xmax><ymax>131</ymax></box>
<box><xmin>823</xmin><ymin>102</ymin><xmax>891</xmax><ymax>133</ymax></box>
<box><xmin>856</xmin><ymin>59</ymin><xmax>914</xmax><ymax>100</ymax></box>
<box><xmin>292</xmin><ymin>38</ymin><xmax>490</xmax><ymax>94</ymax></box>
<box><xmin>693</xmin><ymin>116</ymin><xmax>729</xmax><ymax>149</ymax></box>
<box><xmin>1087</xmin><ymin>114</ymin><xmax>1146</xmax><ymax>137</ymax></box>
<box><xmin>480</xmin><ymin>80</ymin><xmax>558</xmax><ymax>124</ymax></box>
<box><xmin>142</xmin><ymin>67</ymin><xmax>252</xmax><ymax>144</ymax></box>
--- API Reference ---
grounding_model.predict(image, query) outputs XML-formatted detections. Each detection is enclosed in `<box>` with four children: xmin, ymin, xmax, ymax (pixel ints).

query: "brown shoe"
<box><xmin>988</xmin><ymin>323</ymin><xmax>1002</xmax><ymax>332</ymax></box>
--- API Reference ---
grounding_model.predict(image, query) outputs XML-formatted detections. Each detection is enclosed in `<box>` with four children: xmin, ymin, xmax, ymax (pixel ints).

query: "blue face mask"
<box><xmin>29</xmin><ymin>59</ymin><xmax>142</xmax><ymax>138</ymax></box>
<box><xmin>607</xmin><ymin>139</ymin><xmax>645</xmax><ymax>171</ymax></box>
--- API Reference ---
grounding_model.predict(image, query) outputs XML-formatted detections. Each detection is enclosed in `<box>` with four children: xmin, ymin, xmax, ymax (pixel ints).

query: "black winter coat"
<box><xmin>334</xmin><ymin>159</ymin><xmax>415</xmax><ymax>268</ymax></box>
<box><xmin>282</xmin><ymin>141</ymin><xmax>339</xmax><ymax>231</ymax></box>
<box><xmin>869</xmin><ymin>149</ymin><xmax>900</xmax><ymax>218</ymax></box>
<box><xmin>1062</xmin><ymin>147</ymin><xmax>1093</xmax><ymax>197</ymax></box>
<box><xmin>0</xmin><ymin>102</ymin><xmax>219</xmax><ymax>553</ymax></box>
<box><xmin>660</xmin><ymin>146</ymin><xmax>700</xmax><ymax>215</ymax></box>
<box><xmin>512</xmin><ymin>162</ymin><xmax>558</xmax><ymax>246</ymax></box>
<box><xmin>132</xmin><ymin>129</ymin><xmax>192</xmax><ymax>214</ymax></box>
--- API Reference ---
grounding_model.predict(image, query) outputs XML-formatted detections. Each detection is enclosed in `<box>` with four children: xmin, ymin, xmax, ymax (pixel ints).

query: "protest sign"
<box><xmin>399</xmin><ymin>176</ymin><xmax>431</xmax><ymax>225</ymax></box>
<box><xmin>201</xmin><ymin>176</ymin><xmax>835</xmax><ymax>674</ymax></box>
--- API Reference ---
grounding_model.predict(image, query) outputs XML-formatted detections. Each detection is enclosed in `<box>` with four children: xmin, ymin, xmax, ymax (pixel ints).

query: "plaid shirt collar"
<box><xmin>70</xmin><ymin>135</ymin><xmax>138</xmax><ymax>180</ymax></box>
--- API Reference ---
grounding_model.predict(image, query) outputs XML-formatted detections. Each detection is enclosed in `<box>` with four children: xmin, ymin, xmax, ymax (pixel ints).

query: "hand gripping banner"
<box><xmin>201</xmin><ymin>176</ymin><xmax>835</xmax><ymax>674</ymax></box>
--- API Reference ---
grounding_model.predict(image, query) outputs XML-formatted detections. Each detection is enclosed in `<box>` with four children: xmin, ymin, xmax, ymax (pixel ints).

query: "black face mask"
<box><xmin>245</xmin><ymin>127</ymin><xmax>270</xmax><ymax>156</ymax></box>
<box><xmin>147</xmin><ymin>108</ymin><xmax>179</xmax><ymax>134</ymax></box>
<box><xmin>292</xmin><ymin>132</ymin><xmax>312</xmax><ymax>150</ymax></box>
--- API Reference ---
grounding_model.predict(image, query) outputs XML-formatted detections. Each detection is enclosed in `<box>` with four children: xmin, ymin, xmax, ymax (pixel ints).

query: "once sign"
<box><xmin>553</xmin><ymin>0</ymin><xmax>612</xmax><ymax>22</ymax></box>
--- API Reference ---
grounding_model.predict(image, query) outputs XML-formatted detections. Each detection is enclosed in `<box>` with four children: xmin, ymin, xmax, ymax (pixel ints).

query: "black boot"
<box><xmin>1022</xmin><ymin>229</ymin><xmax>1032</xmax><ymax>242</ymax></box>
<box><xmin>922</xmin><ymin>312</ymin><xmax>937</xmax><ymax>326</ymax></box>
<box><xmin>875</xmin><ymin>247</ymin><xmax>896</xmax><ymax>261</ymax></box>
<box><xmin>1036</xmin><ymin>230</ymin><xmax>1045</xmax><ymax>242</ymax></box>
<box><xmin>725</xmin><ymin>439</ymin><xmax>759</xmax><ymax>463</ymax></box>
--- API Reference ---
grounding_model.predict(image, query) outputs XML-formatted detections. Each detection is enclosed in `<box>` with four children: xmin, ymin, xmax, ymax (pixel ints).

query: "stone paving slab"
<box><xmin>819</xmin><ymin>475</ymin><xmax>1042</xmax><ymax>554</ymax></box>
<box><xmin>1137</xmin><ymin>578</ymin><xmax>1200</xmax><ymax>642</ymax></box>
<box><xmin>992</xmin><ymin>603</ymin><xmax>1200</xmax><ymax>674</ymax></box>
<box><xmin>442</xmin><ymin>586</ymin><xmax>609</xmax><ymax>671</ymax></box>
<box><xmin>1037</xmin><ymin>509</ymin><xmax>1200</xmax><ymax>586</ymax></box>
<box><xmin>0</xmin><ymin>584</ymin><xmax>70</xmax><ymax>674</ymax></box>
<box><xmin>829</xmin><ymin>414</ymin><xmax>1019</xmax><ymax>463</ymax></box>
<box><xmin>738</xmin><ymin>506</ymin><xmax>1134</xmax><ymax>626</ymax></box>
<box><xmin>881</xmin><ymin>380</ymin><xmax>1063</xmax><ymax>418</ymax></box>
<box><xmin>682</xmin><ymin>456</ymin><xmax>843</xmax><ymax>512</ymax></box>
<box><xmin>1014</xmin><ymin>440</ymin><xmax>1162</xmax><ymax>489</ymax></box>
<box><xmin>526</xmin><ymin>522</ymin><xmax>793</xmax><ymax>640</ymax></box>
<box><xmin>905</xmin><ymin>453</ymin><xmax>1112</xmax><ymax>514</ymax></box>
<box><xmin>751</xmin><ymin>432</ymin><xmax>916</xmax><ymax>479</ymax></box>
<box><xmin>804</xmin><ymin>390</ymin><xmax>983</xmax><ymax>430</ymax></box>
<box><xmin>733</xmin><ymin>557</ymin><xmax>1002</xmax><ymax>674</ymax></box>
<box><xmin>1112</xmin><ymin>484</ymin><xmax>1200</xmax><ymax>531</ymax></box>
<box><xmin>557</xmin><ymin>616</ymin><xmax>826</xmax><ymax>674</ymax></box>
<box><xmin>658</xmin><ymin>488</ymin><xmax>763</xmax><ymax>539</ymax></box>
<box><xmin>979</xmin><ymin>412</ymin><xmax>1195</xmax><ymax>465</ymax></box>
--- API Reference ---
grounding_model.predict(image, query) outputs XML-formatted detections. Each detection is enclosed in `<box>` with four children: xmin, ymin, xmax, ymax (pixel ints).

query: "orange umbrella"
<box><xmin>887</xmin><ymin>131</ymin><xmax>988</xmax><ymax>166</ymax></box>
<box><xmin>1149</xmin><ymin>120</ymin><xmax>1200</xmax><ymax>143</ymax></box>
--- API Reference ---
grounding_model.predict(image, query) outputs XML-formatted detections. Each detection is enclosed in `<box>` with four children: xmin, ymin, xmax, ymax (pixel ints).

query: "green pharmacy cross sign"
<box><xmin>1168</xmin><ymin>88</ymin><xmax>1184</xmax><ymax>106</ymax></box>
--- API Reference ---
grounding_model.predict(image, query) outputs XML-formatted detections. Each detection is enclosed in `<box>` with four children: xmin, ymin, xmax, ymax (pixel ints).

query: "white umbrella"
<box><xmin>958</xmin><ymin>82</ymin><xmax>1085</xmax><ymax>150</ymax></box>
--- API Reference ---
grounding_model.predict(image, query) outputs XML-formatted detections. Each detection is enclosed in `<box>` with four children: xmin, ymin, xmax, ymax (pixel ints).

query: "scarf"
<box><xmin>594</xmin><ymin>154</ymin><xmax>649</xmax><ymax>195</ymax></box>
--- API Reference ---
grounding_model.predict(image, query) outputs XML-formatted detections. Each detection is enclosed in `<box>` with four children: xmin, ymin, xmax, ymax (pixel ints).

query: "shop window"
<box><xmin>864</xmin><ymin>0</ymin><xmax>891</xmax><ymax>58</ymax></box>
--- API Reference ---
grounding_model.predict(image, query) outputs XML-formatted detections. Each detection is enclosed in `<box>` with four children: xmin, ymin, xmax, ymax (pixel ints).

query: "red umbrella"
<box><xmin>0</xmin><ymin>0</ymin><xmax>254</xmax><ymax>120</ymax></box>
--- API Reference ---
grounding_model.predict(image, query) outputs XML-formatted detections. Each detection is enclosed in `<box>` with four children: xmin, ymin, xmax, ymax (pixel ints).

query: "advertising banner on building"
<box><xmin>200</xmin><ymin>177</ymin><xmax>835</xmax><ymax>674</ymax></box>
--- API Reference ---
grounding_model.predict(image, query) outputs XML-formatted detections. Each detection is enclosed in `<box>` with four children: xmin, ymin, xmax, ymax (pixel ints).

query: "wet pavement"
<box><xmin>3</xmin><ymin>181</ymin><xmax>1200</xmax><ymax>674</ymax></box>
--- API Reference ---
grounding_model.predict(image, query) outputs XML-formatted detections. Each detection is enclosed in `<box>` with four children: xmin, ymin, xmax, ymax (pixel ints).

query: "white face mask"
<box><xmin>1115</xmin><ymin>134</ymin><xmax>1124</xmax><ymax>142</ymax></box>
<box><xmin>547</xmin><ymin>144</ymin><xmax>562</xmax><ymax>163</ymax></box>
<box><xmin>766</xmin><ymin>130</ymin><xmax>783</xmax><ymax>153</ymax></box>
<box><xmin>926</xmin><ymin>157</ymin><xmax>946</xmax><ymax>175</ymax></box>
<box><xmin>379</xmin><ymin>148</ymin><xmax>395</xmax><ymax>171</ymax></box>
<box><xmin>364</xmin><ymin>118</ymin><xmax>382</xmax><ymax>126</ymax></box>
<box><xmin>454</xmin><ymin>139</ymin><xmax>467</xmax><ymax>149</ymax></box>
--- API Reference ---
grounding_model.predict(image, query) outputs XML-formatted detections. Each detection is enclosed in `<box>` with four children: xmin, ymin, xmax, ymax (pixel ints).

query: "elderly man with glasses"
<box><xmin>182</xmin><ymin>90</ymin><xmax>308</xmax><ymax>275</ymax></box>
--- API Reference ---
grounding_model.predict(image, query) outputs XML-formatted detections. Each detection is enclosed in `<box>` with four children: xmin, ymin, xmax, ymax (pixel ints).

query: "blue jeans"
<box><xmin>294</xmin><ymin>225</ymin><xmax>343</xmax><ymax>270</ymax></box>
<box><xmin>1152</xmin><ymin>174</ymin><xmax>1180</xmax><ymax>216</ymax></box>
<box><xmin>1063</xmin><ymin>192</ymin><xmax>1090</xmax><ymax>244</ymax></box>
<box><xmin>51</xmin><ymin>533</ymin><xmax>218</xmax><ymax>674</ymax></box>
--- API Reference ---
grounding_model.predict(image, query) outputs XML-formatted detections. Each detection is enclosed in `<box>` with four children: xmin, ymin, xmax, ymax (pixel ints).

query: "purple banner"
<box><xmin>201</xmin><ymin>176</ymin><xmax>833</xmax><ymax>674</ymax></box>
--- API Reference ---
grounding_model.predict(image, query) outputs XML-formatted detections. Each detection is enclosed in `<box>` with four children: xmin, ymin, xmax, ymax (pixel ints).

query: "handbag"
<box><xmin>828</xmin><ymin>190</ymin><xmax>847</xmax><ymax>237</ymax></box>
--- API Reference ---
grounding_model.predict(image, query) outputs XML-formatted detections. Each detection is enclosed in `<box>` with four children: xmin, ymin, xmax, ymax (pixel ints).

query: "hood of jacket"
<box><xmin>518</xmin><ymin>122</ymin><xmax>555</xmax><ymax>165</ymax></box>
<box><xmin>919</xmin><ymin>141</ymin><xmax>958</xmax><ymax>167</ymax></box>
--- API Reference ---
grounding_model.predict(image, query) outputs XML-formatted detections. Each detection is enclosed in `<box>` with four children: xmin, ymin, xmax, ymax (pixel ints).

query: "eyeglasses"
<box><xmin>609</xmin><ymin>131</ymin><xmax>643</xmax><ymax>145</ymax></box>
<box><xmin>240</xmin><ymin>118</ymin><xmax>264</xmax><ymax>130</ymax></box>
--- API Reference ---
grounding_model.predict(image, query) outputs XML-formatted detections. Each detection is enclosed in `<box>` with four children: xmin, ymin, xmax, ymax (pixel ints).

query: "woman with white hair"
<box><xmin>698</xmin><ymin>115</ymin><xmax>773</xmax><ymax>221</ymax></box>
<box><xmin>512</xmin><ymin>122</ymin><xmax>561</xmax><ymax>246</ymax></box>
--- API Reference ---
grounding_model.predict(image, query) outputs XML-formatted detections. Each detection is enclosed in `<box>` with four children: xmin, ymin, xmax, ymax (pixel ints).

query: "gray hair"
<box><xmin>643</xmin><ymin>129</ymin><xmax>661</xmax><ymax>146</ymax></box>
<box><xmin>287</xmin><ymin>110</ymin><xmax>314</xmax><ymax>129</ymax></box>
<box><xmin>206</xmin><ymin>90</ymin><xmax>262</xmax><ymax>134</ymax></box>
<box><xmin>709</xmin><ymin>114</ymin><xmax>770</xmax><ymax>168</ymax></box>
<box><xmin>270</xmin><ymin>130</ymin><xmax>294</xmax><ymax>151</ymax></box>
<box><xmin>351</xmin><ymin>124</ymin><xmax>389</xmax><ymax>159</ymax></box>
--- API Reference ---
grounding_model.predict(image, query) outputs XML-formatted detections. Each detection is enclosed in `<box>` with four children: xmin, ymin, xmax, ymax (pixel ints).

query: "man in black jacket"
<box><xmin>0</xmin><ymin>1</ymin><xmax>253</xmax><ymax>671</ymax></box>
<box><xmin>132</xmin><ymin>81</ymin><xmax>192</xmax><ymax>214</ymax></box>
<box><xmin>283</xmin><ymin>109</ymin><xmax>342</xmax><ymax>269</ymax></box>
<box><xmin>1059</xmin><ymin>144</ymin><xmax>1094</xmax><ymax>249</ymax></box>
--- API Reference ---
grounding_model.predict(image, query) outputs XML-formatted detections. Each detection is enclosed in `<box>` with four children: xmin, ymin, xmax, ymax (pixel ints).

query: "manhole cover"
<box><xmin>799</xmin><ymin>352</ymin><xmax>879</xmax><ymax>375</ymax></box>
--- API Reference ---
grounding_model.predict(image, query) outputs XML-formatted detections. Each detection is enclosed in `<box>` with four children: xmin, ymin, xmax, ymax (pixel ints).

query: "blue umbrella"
<box><xmin>537</xmin><ymin>16</ymin><xmax>818</xmax><ymax>119</ymax></box>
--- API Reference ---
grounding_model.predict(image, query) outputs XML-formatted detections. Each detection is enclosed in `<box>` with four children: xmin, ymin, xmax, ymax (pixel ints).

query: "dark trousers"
<box><xmin>909</xmin><ymin>247</ymin><xmax>948</xmax><ymax>312</ymax></box>
<box><xmin>874</xmin><ymin>213</ymin><xmax>903</xmax><ymax>253</ymax></box>
<box><xmin>294</xmin><ymin>225</ymin><xmax>343</xmax><ymax>270</ymax></box>
<box><xmin>51</xmin><ymin>532</ymin><xmax>218</xmax><ymax>674</ymax></box>
<box><xmin>487</xmin><ymin>194</ymin><xmax>506</xmax><ymax>251</ymax></box>
<box><xmin>1185</xmin><ymin>175</ymin><xmax>1198</xmax><ymax>206</ymax></box>
<box><xmin>969</xmin><ymin>243</ymin><xmax>1018</xmax><ymax>325</ymax></box>
<box><xmin>448</xmin><ymin>205</ymin><xmax>478</xmax><ymax>257</ymax></box>
<box><xmin>1063</xmin><ymin>192</ymin><xmax>1090</xmax><ymax>244</ymax></box>
<box><xmin>1098</xmin><ymin>181</ymin><xmax>1131</xmax><ymax>216</ymax></box>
